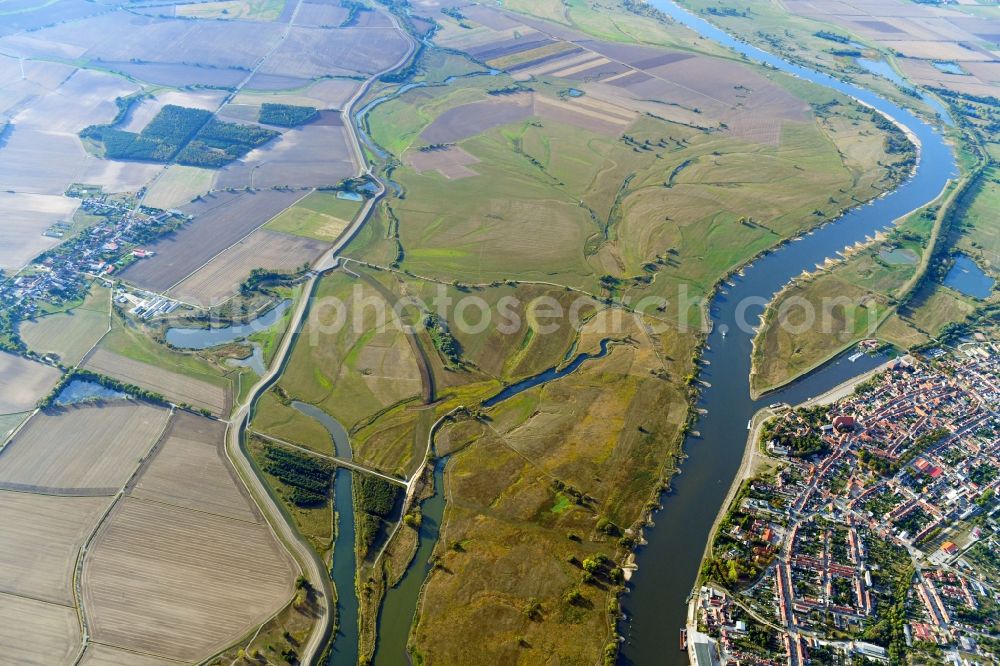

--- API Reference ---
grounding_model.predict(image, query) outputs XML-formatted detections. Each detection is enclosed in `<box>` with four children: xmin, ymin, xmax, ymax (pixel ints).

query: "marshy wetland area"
<box><xmin>0</xmin><ymin>0</ymin><xmax>996</xmax><ymax>664</ymax></box>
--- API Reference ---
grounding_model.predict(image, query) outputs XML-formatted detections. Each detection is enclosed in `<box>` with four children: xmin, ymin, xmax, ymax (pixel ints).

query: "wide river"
<box><xmin>618</xmin><ymin>2</ymin><xmax>956</xmax><ymax>664</ymax></box>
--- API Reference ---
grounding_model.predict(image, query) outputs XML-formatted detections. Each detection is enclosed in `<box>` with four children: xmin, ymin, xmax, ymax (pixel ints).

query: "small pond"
<box><xmin>227</xmin><ymin>344</ymin><xmax>266</xmax><ymax>376</ymax></box>
<box><xmin>932</xmin><ymin>61</ymin><xmax>965</xmax><ymax>75</ymax></box>
<box><xmin>943</xmin><ymin>254</ymin><xmax>995</xmax><ymax>299</ymax></box>
<box><xmin>879</xmin><ymin>247</ymin><xmax>918</xmax><ymax>265</ymax></box>
<box><xmin>55</xmin><ymin>380</ymin><xmax>128</xmax><ymax>406</ymax></box>
<box><xmin>165</xmin><ymin>299</ymin><xmax>291</xmax><ymax>350</ymax></box>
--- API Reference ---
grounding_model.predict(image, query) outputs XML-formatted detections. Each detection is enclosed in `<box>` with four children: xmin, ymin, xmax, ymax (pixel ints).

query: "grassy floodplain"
<box><xmin>363</xmin><ymin>81</ymin><xmax>909</xmax><ymax>312</ymax></box>
<box><xmin>247</xmin><ymin>0</ymin><xmax>915</xmax><ymax>655</ymax></box>
<box><xmin>751</xmin><ymin>150</ymin><xmax>998</xmax><ymax>396</ymax></box>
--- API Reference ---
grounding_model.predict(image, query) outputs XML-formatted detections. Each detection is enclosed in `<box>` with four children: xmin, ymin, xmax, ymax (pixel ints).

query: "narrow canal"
<box><xmin>290</xmin><ymin>401</ymin><xmax>360</xmax><ymax>666</ymax></box>
<box><xmin>618</xmin><ymin>2</ymin><xmax>957</xmax><ymax>664</ymax></box>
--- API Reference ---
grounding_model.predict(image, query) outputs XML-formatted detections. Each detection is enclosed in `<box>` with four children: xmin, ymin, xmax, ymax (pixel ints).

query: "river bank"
<box><xmin>620</xmin><ymin>1</ymin><xmax>955</xmax><ymax>663</ymax></box>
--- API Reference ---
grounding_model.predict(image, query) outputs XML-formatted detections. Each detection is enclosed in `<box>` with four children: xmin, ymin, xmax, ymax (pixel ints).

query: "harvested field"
<box><xmin>0</xmin><ymin>69</ymin><xmax>161</xmax><ymax>208</ymax></box>
<box><xmin>406</xmin><ymin>145</ymin><xmax>481</xmax><ymax>179</ymax></box>
<box><xmin>502</xmin><ymin>43</ymin><xmax>582</xmax><ymax>71</ymax></box>
<box><xmin>119</xmin><ymin>90</ymin><xmax>226</xmax><ymax>132</ymax></box>
<box><xmin>0</xmin><ymin>402</ymin><xmax>170</xmax><ymax>494</ymax></box>
<box><xmin>17</xmin><ymin>68</ymin><xmax>139</xmax><ymax>132</ymax></box>
<box><xmin>244</xmin><ymin>72</ymin><xmax>313</xmax><ymax>91</ymax></box>
<box><xmin>0</xmin><ymin>592</ymin><xmax>80</xmax><ymax>666</ymax></box>
<box><xmin>460</xmin><ymin>4</ymin><xmax>523</xmax><ymax>30</ymax></box>
<box><xmin>420</xmin><ymin>93</ymin><xmax>534</xmax><ymax>144</ymax></box>
<box><xmin>168</xmin><ymin>228</ymin><xmax>330</xmax><ymax>306</ymax></box>
<box><xmin>533</xmin><ymin>93</ymin><xmax>635</xmax><ymax>135</ymax></box>
<box><xmin>257</xmin><ymin>26</ymin><xmax>408</xmax><ymax>78</ymax></box>
<box><xmin>0</xmin><ymin>351</ymin><xmax>61</xmax><ymax>413</ymax></box>
<box><xmin>898</xmin><ymin>58</ymin><xmax>998</xmax><ymax>97</ymax></box>
<box><xmin>20</xmin><ymin>285</ymin><xmax>110</xmax><ymax>365</ymax></box>
<box><xmin>102</xmin><ymin>61</ymin><xmax>246</xmax><ymax>88</ymax></box>
<box><xmin>561</xmin><ymin>59</ymin><xmax>629</xmax><ymax>81</ymax></box>
<box><xmin>214</xmin><ymin>123</ymin><xmax>356</xmax><ymax>189</ymax></box>
<box><xmin>130</xmin><ymin>411</ymin><xmax>260</xmax><ymax>522</ymax></box>
<box><xmin>118</xmin><ymin>189</ymin><xmax>304</xmax><ymax>292</ymax></box>
<box><xmin>84</xmin><ymin>349</ymin><xmax>229</xmax><ymax>415</ymax></box>
<box><xmin>546</xmin><ymin>55</ymin><xmax>613</xmax><ymax>78</ymax></box>
<box><xmin>0</xmin><ymin>12</ymin><xmax>283</xmax><ymax>71</ymax></box>
<box><xmin>0</xmin><ymin>192</ymin><xmax>78</xmax><ymax>270</ymax></box>
<box><xmin>233</xmin><ymin>77</ymin><xmax>361</xmax><ymax>110</ymax></box>
<box><xmin>516</xmin><ymin>49</ymin><xmax>596</xmax><ymax>76</ymax></box>
<box><xmin>0</xmin><ymin>491</ymin><xmax>111</xmax><ymax>604</ymax></box>
<box><xmin>883</xmin><ymin>39</ymin><xmax>993</xmax><ymax>61</ymax></box>
<box><xmin>82</xmin><ymin>496</ymin><xmax>296</xmax><ymax>662</ymax></box>
<box><xmin>294</xmin><ymin>1</ymin><xmax>350</xmax><ymax>27</ymax></box>
<box><xmin>141</xmin><ymin>165</ymin><xmax>216</xmax><ymax>210</ymax></box>
<box><xmin>78</xmin><ymin>644</ymin><xmax>180</xmax><ymax>666</ymax></box>
<box><xmin>0</xmin><ymin>128</ymin><xmax>82</xmax><ymax>187</ymax></box>
<box><xmin>0</xmin><ymin>0</ymin><xmax>106</xmax><ymax>38</ymax></box>
<box><xmin>466</xmin><ymin>35</ymin><xmax>553</xmax><ymax>61</ymax></box>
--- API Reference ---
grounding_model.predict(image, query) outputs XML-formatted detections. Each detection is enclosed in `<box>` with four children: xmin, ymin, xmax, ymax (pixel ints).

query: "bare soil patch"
<box><xmin>0</xmin><ymin>192</ymin><xmax>78</xmax><ymax>271</ymax></box>
<box><xmin>169</xmin><ymin>228</ymin><xmax>329</xmax><ymax>306</ymax></box>
<box><xmin>0</xmin><ymin>402</ymin><xmax>170</xmax><ymax>494</ymax></box>
<box><xmin>215</xmin><ymin>123</ymin><xmax>355</xmax><ymax>189</ymax></box>
<box><xmin>0</xmin><ymin>592</ymin><xmax>80</xmax><ymax>666</ymax></box>
<box><xmin>420</xmin><ymin>93</ymin><xmax>534</xmax><ymax>144</ymax></box>
<box><xmin>0</xmin><ymin>351</ymin><xmax>62</xmax><ymax>414</ymax></box>
<box><xmin>0</xmin><ymin>491</ymin><xmax>110</xmax><ymax>604</ymax></box>
<box><xmin>258</xmin><ymin>26</ymin><xmax>408</xmax><ymax>78</ymax></box>
<box><xmin>78</xmin><ymin>644</ymin><xmax>180</xmax><ymax>666</ymax></box>
<box><xmin>82</xmin><ymin>495</ymin><xmax>295</xmax><ymax>662</ymax></box>
<box><xmin>118</xmin><ymin>189</ymin><xmax>303</xmax><ymax>293</ymax></box>
<box><xmin>129</xmin><ymin>411</ymin><xmax>260</xmax><ymax>522</ymax></box>
<box><xmin>406</xmin><ymin>145</ymin><xmax>481</xmax><ymax>179</ymax></box>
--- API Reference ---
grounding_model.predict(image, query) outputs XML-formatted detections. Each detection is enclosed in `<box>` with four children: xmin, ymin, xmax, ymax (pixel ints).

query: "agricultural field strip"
<box><xmin>82</xmin><ymin>349</ymin><xmax>229</xmax><ymax>416</ymax></box>
<box><xmin>481</xmin><ymin>11</ymin><xmax>732</xmax><ymax>108</ymax></box>
<box><xmin>80</xmin><ymin>496</ymin><xmax>296</xmax><ymax>662</ymax></box>
<box><xmin>163</xmin><ymin>189</ymin><xmax>312</xmax><ymax>295</ymax></box>
<box><xmin>0</xmin><ymin>591</ymin><xmax>81</xmax><ymax>666</ymax></box>
<box><xmin>0</xmin><ymin>402</ymin><xmax>171</xmax><ymax>495</ymax></box>
<box><xmin>0</xmin><ymin>491</ymin><xmax>111</xmax><ymax>607</ymax></box>
<box><xmin>71</xmin><ymin>405</ymin><xmax>176</xmax><ymax>652</ymax></box>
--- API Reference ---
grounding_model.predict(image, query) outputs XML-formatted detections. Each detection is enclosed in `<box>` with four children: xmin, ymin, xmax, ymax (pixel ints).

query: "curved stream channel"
<box><xmin>334</xmin><ymin>1</ymin><xmax>957</xmax><ymax>660</ymax></box>
<box><xmin>619</xmin><ymin>2</ymin><xmax>957</xmax><ymax>664</ymax></box>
